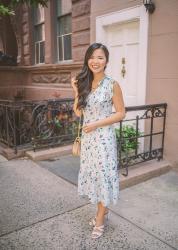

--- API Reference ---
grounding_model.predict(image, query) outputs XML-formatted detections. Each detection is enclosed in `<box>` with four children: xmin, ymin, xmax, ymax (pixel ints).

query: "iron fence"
<box><xmin>0</xmin><ymin>98</ymin><xmax>78</xmax><ymax>153</ymax></box>
<box><xmin>117</xmin><ymin>103</ymin><xmax>167</xmax><ymax>175</ymax></box>
<box><xmin>0</xmin><ymin>99</ymin><xmax>167</xmax><ymax>174</ymax></box>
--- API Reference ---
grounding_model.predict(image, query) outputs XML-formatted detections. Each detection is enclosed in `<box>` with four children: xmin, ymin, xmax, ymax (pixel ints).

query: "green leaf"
<box><xmin>0</xmin><ymin>5</ymin><xmax>15</xmax><ymax>15</ymax></box>
<box><xmin>115</xmin><ymin>124</ymin><xmax>142</xmax><ymax>152</ymax></box>
<box><xmin>0</xmin><ymin>0</ymin><xmax>48</xmax><ymax>16</ymax></box>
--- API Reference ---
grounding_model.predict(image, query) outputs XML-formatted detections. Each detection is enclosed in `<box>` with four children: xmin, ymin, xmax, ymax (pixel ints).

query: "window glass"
<box><xmin>58</xmin><ymin>36</ymin><xmax>63</xmax><ymax>61</ymax></box>
<box><xmin>35</xmin><ymin>43</ymin><xmax>39</xmax><ymax>63</ymax></box>
<box><xmin>35</xmin><ymin>24</ymin><xmax>45</xmax><ymax>41</ymax></box>
<box><xmin>57</xmin><ymin>15</ymin><xmax>71</xmax><ymax>36</ymax></box>
<box><xmin>64</xmin><ymin>34</ymin><xmax>72</xmax><ymax>60</ymax></box>
<box><xmin>40</xmin><ymin>41</ymin><xmax>45</xmax><ymax>63</ymax></box>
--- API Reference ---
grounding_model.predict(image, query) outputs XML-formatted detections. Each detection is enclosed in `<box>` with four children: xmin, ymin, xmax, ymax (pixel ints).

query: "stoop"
<box><xmin>119</xmin><ymin>159</ymin><xmax>171</xmax><ymax>190</ymax></box>
<box><xmin>25</xmin><ymin>145</ymin><xmax>171</xmax><ymax>189</ymax></box>
<box><xmin>26</xmin><ymin>145</ymin><xmax>73</xmax><ymax>161</ymax></box>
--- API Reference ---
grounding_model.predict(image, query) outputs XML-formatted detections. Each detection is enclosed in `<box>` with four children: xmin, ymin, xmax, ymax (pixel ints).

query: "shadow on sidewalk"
<box><xmin>38</xmin><ymin>155</ymin><xmax>80</xmax><ymax>185</ymax></box>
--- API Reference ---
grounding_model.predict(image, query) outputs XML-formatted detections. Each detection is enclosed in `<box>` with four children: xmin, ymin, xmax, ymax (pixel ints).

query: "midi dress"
<box><xmin>78</xmin><ymin>75</ymin><xmax>119</xmax><ymax>207</ymax></box>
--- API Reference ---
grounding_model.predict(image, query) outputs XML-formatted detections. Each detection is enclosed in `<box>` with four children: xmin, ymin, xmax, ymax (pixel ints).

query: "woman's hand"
<box><xmin>82</xmin><ymin>122</ymin><xmax>98</xmax><ymax>133</ymax></box>
<box><xmin>71</xmin><ymin>77</ymin><xmax>78</xmax><ymax>95</ymax></box>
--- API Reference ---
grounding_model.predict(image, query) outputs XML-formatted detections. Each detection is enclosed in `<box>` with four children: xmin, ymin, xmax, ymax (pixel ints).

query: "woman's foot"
<box><xmin>91</xmin><ymin>224</ymin><xmax>105</xmax><ymax>239</ymax></box>
<box><xmin>89</xmin><ymin>217</ymin><xmax>97</xmax><ymax>226</ymax></box>
<box><xmin>89</xmin><ymin>210</ymin><xmax>109</xmax><ymax>226</ymax></box>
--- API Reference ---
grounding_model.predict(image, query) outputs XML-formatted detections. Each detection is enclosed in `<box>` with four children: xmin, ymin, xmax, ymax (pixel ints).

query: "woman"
<box><xmin>71</xmin><ymin>43</ymin><xmax>125</xmax><ymax>239</ymax></box>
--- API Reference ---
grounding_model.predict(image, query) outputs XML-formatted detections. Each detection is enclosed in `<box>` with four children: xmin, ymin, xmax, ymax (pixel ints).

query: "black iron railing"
<box><xmin>0</xmin><ymin>99</ymin><xmax>78</xmax><ymax>152</ymax></box>
<box><xmin>117</xmin><ymin>103</ymin><xmax>167</xmax><ymax>175</ymax></box>
<box><xmin>0</xmin><ymin>99</ymin><xmax>167</xmax><ymax>174</ymax></box>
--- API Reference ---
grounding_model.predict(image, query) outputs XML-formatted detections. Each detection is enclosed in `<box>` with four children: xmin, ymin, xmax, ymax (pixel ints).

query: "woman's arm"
<box><xmin>71</xmin><ymin>78</ymin><xmax>82</xmax><ymax>117</ymax></box>
<box><xmin>82</xmin><ymin>81</ymin><xmax>125</xmax><ymax>133</ymax></box>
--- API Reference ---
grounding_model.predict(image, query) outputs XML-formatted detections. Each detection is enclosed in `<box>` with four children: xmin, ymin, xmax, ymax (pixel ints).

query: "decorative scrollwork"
<box><xmin>0</xmin><ymin>99</ymin><xmax>166</xmax><ymax>169</ymax></box>
<box><xmin>140</xmin><ymin>108</ymin><xmax>152</xmax><ymax>119</ymax></box>
<box><xmin>153</xmin><ymin>108</ymin><xmax>165</xmax><ymax>118</ymax></box>
<box><xmin>32</xmin><ymin>73</ymin><xmax>71</xmax><ymax>84</ymax></box>
<box><xmin>140</xmin><ymin>107</ymin><xmax>165</xmax><ymax>119</ymax></box>
<box><xmin>0</xmin><ymin>99</ymin><xmax>77</xmax><ymax>149</ymax></box>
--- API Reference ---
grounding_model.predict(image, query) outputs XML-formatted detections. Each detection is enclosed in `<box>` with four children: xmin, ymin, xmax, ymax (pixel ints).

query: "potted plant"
<box><xmin>115</xmin><ymin>124</ymin><xmax>142</xmax><ymax>155</ymax></box>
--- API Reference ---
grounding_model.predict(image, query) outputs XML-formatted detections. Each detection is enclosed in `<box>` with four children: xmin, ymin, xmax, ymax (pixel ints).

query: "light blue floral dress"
<box><xmin>78</xmin><ymin>75</ymin><xmax>119</xmax><ymax>207</ymax></box>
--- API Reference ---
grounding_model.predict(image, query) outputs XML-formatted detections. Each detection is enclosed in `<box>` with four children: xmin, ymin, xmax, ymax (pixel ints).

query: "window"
<box><xmin>57</xmin><ymin>0</ymin><xmax>72</xmax><ymax>62</ymax></box>
<box><xmin>33</xmin><ymin>5</ymin><xmax>45</xmax><ymax>64</ymax></box>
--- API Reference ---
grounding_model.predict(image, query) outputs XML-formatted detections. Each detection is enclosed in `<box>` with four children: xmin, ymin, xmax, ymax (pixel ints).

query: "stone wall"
<box><xmin>145</xmin><ymin>0</ymin><xmax>178</xmax><ymax>166</ymax></box>
<box><xmin>21</xmin><ymin>4</ymin><xmax>32</xmax><ymax>66</ymax></box>
<box><xmin>0</xmin><ymin>63</ymin><xmax>82</xmax><ymax>100</ymax></box>
<box><xmin>72</xmin><ymin>0</ymin><xmax>91</xmax><ymax>62</ymax></box>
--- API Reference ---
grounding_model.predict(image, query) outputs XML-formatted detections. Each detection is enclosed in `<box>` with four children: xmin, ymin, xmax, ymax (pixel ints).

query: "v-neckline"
<box><xmin>90</xmin><ymin>75</ymin><xmax>107</xmax><ymax>94</ymax></box>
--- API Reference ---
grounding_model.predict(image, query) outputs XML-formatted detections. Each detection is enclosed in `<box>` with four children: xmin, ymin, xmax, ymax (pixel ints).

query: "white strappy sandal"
<box><xmin>89</xmin><ymin>217</ymin><xmax>97</xmax><ymax>226</ymax></box>
<box><xmin>89</xmin><ymin>211</ymin><xmax>109</xmax><ymax>226</ymax></box>
<box><xmin>91</xmin><ymin>224</ymin><xmax>105</xmax><ymax>239</ymax></box>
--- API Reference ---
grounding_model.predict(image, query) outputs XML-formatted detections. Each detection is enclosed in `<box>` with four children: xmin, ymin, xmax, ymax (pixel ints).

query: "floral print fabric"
<box><xmin>78</xmin><ymin>75</ymin><xmax>119</xmax><ymax>207</ymax></box>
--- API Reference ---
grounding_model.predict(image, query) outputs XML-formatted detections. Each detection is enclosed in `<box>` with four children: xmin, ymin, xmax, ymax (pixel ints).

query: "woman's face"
<box><xmin>88</xmin><ymin>48</ymin><xmax>107</xmax><ymax>75</ymax></box>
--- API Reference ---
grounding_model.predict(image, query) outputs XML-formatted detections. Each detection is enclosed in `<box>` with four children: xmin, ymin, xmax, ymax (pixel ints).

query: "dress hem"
<box><xmin>78</xmin><ymin>191</ymin><xmax>119</xmax><ymax>207</ymax></box>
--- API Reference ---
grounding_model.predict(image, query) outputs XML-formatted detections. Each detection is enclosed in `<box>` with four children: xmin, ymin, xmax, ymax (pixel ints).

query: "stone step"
<box><xmin>1</xmin><ymin>144</ymin><xmax>169</xmax><ymax>190</ymax></box>
<box><xmin>119</xmin><ymin>159</ymin><xmax>171</xmax><ymax>190</ymax></box>
<box><xmin>0</xmin><ymin>154</ymin><xmax>8</xmax><ymax>163</ymax></box>
<box><xmin>26</xmin><ymin>145</ymin><xmax>72</xmax><ymax>161</ymax></box>
<box><xmin>25</xmin><ymin>145</ymin><xmax>171</xmax><ymax>190</ymax></box>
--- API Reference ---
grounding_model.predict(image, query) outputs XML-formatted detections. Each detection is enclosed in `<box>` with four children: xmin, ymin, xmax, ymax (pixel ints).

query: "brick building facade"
<box><xmin>0</xmin><ymin>0</ymin><xmax>90</xmax><ymax>100</ymax></box>
<box><xmin>1</xmin><ymin>0</ymin><xmax>178</xmax><ymax>166</ymax></box>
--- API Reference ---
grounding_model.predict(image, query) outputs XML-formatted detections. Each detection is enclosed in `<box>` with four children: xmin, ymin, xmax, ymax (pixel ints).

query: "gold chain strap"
<box><xmin>77</xmin><ymin>115</ymin><xmax>82</xmax><ymax>138</ymax></box>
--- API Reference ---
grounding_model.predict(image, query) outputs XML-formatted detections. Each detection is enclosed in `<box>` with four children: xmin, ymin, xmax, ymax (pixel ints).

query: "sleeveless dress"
<box><xmin>78</xmin><ymin>75</ymin><xmax>119</xmax><ymax>207</ymax></box>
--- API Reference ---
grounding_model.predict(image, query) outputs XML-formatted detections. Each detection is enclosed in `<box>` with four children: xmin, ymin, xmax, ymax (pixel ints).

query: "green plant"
<box><xmin>115</xmin><ymin>124</ymin><xmax>142</xmax><ymax>153</ymax></box>
<box><xmin>0</xmin><ymin>5</ymin><xmax>15</xmax><ymax>15</ymax></box>
<box><xmin>0</xmin><ymin>0</ymin><xmax>48</xmax><ymax>16</ymax></box>
<box><xmin>54</xmin><ymin>116</ymin><xmax>62</xmax><ymax>129</ymax></box>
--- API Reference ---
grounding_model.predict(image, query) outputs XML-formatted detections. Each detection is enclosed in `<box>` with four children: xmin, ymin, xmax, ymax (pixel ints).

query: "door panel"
<box><xmin>106</xmin><ymin>20</ymin><xmax>139</xmax><ymax>107</ymax></box>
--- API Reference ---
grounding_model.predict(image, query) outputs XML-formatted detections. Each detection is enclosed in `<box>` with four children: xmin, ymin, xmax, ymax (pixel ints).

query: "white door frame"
<box><xmin>96</xmin><ymin>5</ymin><xmax>149</xmax><ymax>105</ymax></box>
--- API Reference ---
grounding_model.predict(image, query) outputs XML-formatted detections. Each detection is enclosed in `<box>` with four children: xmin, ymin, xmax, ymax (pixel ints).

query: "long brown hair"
<box><xmin>76</xmin><ymin>43</ymin><xmax>109</xmax><ymax>110</ymax></box>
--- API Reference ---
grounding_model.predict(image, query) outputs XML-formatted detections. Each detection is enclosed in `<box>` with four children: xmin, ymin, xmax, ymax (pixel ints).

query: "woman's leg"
<box><xmin>96</xmin><ymin>202</ymin><xmax>108</xmax><ymax>226</ymax></box>
<box><xmin>91</xmin><ymin>202</ymin><xmax>109</xmax><ymax>238</ymax></box>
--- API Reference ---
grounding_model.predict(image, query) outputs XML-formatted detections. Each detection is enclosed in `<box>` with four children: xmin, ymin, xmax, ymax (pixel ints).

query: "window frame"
<box><xmin>34</xmin><ymin>39</ymin><xmax>45</xmax><ymax>65</ymax></box>
<box><xmin>33</xmin><ymin>6</ymin><xmax>45</xmax><ymax>65</ymax></box>
<box><xmin>56</xmin><ymin>10</ymin><xmax>72</xmax><ymax>63</ymax></box>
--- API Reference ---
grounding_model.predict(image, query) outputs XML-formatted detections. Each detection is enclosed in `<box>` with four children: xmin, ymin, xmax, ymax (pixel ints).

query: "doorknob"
<box><xmin>121</xmin><ymin>57</ymin><xmax>126</xmax><ymax>78</ymax></box>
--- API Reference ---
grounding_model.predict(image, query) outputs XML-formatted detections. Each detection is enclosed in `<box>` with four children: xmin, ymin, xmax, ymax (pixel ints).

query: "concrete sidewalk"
<box><xmin>0</xmin><ymin>157</ymin><xmax>178</xmax><ymax>250</ymax></box>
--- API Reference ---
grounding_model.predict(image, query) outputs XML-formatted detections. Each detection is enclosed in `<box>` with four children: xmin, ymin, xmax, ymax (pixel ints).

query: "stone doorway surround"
<box><xmin>96</xmin><ymin>5</ymin><xmax>149</xmax><ymax>105</ymax></box>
